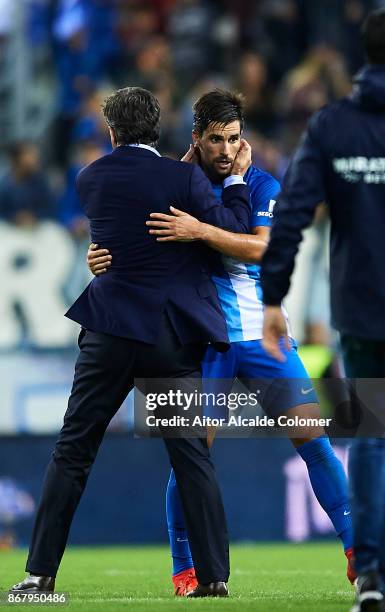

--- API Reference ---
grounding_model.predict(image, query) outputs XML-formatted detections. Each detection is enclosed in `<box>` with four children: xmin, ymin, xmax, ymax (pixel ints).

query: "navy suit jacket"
<box><xmin>65</xmin><ymin>145</ymin><xmax>251</xmax><ymax>350</ymax></box>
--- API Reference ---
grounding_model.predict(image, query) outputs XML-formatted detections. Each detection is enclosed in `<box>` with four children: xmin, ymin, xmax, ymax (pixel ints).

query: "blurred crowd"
<box><xmin>0</xmin><ymin>0</ymin><xmax>383</xmax><ymax>346</ymax></box>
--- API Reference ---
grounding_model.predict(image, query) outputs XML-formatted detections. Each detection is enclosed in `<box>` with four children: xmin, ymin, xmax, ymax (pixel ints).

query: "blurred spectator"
<box><xmin>0</xmin><ymin>0</ymin><xmax>14</xmax><ymax>40</ymax></box>
<box><xmin>172</xmin><ymin>75</ymin><xmax>230</xmax><ymax>156</ymax></box>
<box><xmin>167</xmin><ymin>0</ymin><xmax>218</xmax><ymax>89</ymax></box>
<box><xmin>277</xmin><ymin>45</ymin><xmax>352</xmax><ymax>151</ymax></box>
<box><xmin>115</xmin><ymin>0</ymin><xmax>166</xmax><ymax>87</ymax></box>
<box><xmin>303</xmin><ymin>0</ymin><xmax>346</xmax><ymax>49</ymax></box>
<box><xmin>58</xmin><ymin>139</ymin><xmax>102</xmax><ymax>235</ymax></box>
<box><xmin>343</xmin><ymin>0</ymin><xmax>375</xmax><ymax>72</ymax></box>
<box><xmin>58</xmin><ymin>140</ymin><xmax>102</xmax><ymax>303</ymax></box>
<box><xmin>52</xmin><ymin>0</ymin><xmax>119</xmax><ymax>167</ymax></box>
<box><xmin>135</xmin><ymin>35</ymin><xmax>172</xmax><ymax>84</ymax></box>
<box><xmin>247</xmin><ymin>130</ymin><xmax>289</xmax><ymax>182</ymax></box>
<box><xmin>27</xmin><ymin>0</ymin><xmax>54</xmax><ymax>48</ymax></box>
<box><xmin>117</xmin><ymin>1</ymin><xmax>162</xmax><ymax>55</ymax></box>
<box><xmin>233</xmin><ymin>52</ymin><xmax>276</xmax><ymax>136</ymax></box>
<box><xmin>243</xmin><ymin>0</ymin><xmax>305</xmax><ymax>80</ymax></box>
<box><xmin>0</xmin><ymin>142</ymin><xmax>56</xmax><ymax>227</ymax></box>
<box><xmin>71</xmin><ymin>87</ymin><xmax>112</xmax><ymax>151</ymax></box>
<box><xmin>210</xmin><ymin>10</ymin><xmax>239</xmax><ymax>73</ymax></box>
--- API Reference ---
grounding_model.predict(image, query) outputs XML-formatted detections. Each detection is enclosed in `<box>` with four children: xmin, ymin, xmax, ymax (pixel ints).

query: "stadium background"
<box><xmin>0</xmin><ymin>0</ymin><xmax>380</xmax><ymax>554</ymax></box>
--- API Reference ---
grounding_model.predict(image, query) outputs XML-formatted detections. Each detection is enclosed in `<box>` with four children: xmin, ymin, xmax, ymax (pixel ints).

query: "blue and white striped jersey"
<box><xmin>211</xmin><ymin>165</ymin><xmax>286</xmax><ymax>342</ymax></box>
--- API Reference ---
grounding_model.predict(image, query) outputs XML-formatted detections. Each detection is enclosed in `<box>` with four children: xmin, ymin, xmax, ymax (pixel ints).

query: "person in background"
<box><xmin>0</xmin><ymin>142</ymin><xmax>56</xmax><ymax>227</ymax></box>
<box><xmin>52</xmin><ymin>0</ymin><xmax>118</xmax><ymax>167</ymax></box>
<box><xmin>58</xmin><ymin>140</ymin><xmax>103</xmax><ymax>304</ymax></box>
<box><xmin>260</xmin><ymin>9</ymin><xmax>385</xmax><ymax>612</ymax></box>
<box><xmin>71</xmin><ymin>88</ymin><xmax>112</xmax><ymax>152</ymax></box>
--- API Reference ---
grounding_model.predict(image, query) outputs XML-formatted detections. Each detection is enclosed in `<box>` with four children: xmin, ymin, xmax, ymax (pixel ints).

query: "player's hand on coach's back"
<box><xmin>87</xmin><ymin>243</ymin><xmax>112</xmax><ymax>276</ymax></box>
<box><xmin>231</xmin><ymin>139</ymin><xmax>251</xmax><ymax>177</ymax></box>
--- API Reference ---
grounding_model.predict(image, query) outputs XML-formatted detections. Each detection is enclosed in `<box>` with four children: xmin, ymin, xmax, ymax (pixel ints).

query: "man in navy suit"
<box><xmin>10</xmin><ymin>87</ymin><xmax>252</xmax><ymax>597</ymax></box>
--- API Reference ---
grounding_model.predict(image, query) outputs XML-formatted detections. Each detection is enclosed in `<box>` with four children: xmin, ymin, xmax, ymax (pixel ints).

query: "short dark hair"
<box><xmin>102</xmin><ymin>87</ymin><xmax>161</xmax><ymax>146</ymax></box>
<box><xmin>192</xmin><ymin>90</ymin><xmax>245</xmax><ymax>136</ymax></box>
<box><xmin>362</xmin><ymin>8</ymin><xmax>385</xmax><ymax>65</ymax></box>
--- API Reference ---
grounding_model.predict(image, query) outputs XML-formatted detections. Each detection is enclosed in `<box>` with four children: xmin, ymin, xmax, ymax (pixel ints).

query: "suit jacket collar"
<box><xmin>112</xmin><ymin>145</ymin><xmax>161</xmax><ymax>158</ymax></box>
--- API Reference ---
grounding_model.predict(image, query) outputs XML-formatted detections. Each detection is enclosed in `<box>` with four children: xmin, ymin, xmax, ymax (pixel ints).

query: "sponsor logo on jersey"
<box><xmin>257</xmin><ymin>200</ymin><xmax>276</xmax><ymax>218</ymax></box>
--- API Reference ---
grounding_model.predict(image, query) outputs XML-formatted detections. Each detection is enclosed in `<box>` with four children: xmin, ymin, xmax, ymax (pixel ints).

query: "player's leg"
<box><xmin>133</xmin><ymin>312</ymin><xmax>230</xmax><ymax>594</ymax></box>
<box><xmin>138</xmin><ymin>321</ymin><xmax>230</xmax><ymax>594</ymax></box>
<box><xmin>238</xmin><ymin>338</ymin><xmax>354</xmax><ymax>581</ymax></box>
<box><xmin>164</xmin><ymin>435</ymin><xmax>229</xmax><ymax>592</ymax></box>
<box><xmin>166</xmin><ymin>344</ymin><xmax>236</xmax><ymax>595</ymax></box>
<box><xmin>166</xmin><ymin>469</ymin><xmax>195</xmax><ymax>594</ymax></box>
<box><xmin>287</xmin><ymin>403</ymin><xmax>354</xmax><ymax>582</ymax></box>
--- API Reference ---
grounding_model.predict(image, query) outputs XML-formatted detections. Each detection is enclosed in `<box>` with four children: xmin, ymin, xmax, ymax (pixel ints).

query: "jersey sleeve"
<box><xmin>249</xmin><ymin>173</ymin><xmax>281</xmax><ymax>228</ymax></box>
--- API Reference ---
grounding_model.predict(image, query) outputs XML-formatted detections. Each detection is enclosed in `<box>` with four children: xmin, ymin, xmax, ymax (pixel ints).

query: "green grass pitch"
<box><xmin>1</xmin><ymin>543</ymin><xmax>354</xmax><ymax>611</ymax></box>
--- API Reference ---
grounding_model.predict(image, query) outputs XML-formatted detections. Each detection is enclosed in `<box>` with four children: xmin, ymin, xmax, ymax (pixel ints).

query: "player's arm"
<box><xmin>201</xmin><ymin>224</ymin><xmax>270</xmax><ymax>262</ymax></box>
<box><xmin>148</xmin><ymin>209</ymin><xmax>269</xmax><ymax>263</ymax></box>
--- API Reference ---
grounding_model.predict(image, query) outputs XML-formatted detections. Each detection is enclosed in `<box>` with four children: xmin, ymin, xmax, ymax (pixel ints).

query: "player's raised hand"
<box><xmin>87</xmin><ymin>243</ymin><xmax>112</xmax><ymax>276</ymax></box>
<box><xmin>146</xmin><ymin>206</ymin><xmax>203</xmax><ymax>242</ymax></box>
<box><xmin>231</xmin><ymin>139</ymin><xmax>252</xmax><ymax>176</ymax></box>
<box><xmin>180</xmin><ymin>144</ymin><xmax>200</xmax><ymax>164</ymax></box>
<box><xmin>262</xmin><ymin>305</ymin><xmax>290</xmax><ymax>362</ymax></box>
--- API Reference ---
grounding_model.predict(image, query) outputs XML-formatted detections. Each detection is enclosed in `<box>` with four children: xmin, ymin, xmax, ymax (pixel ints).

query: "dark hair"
<box><xmin>193</xmin><ymin>90</ymin><xmax>245</xmax><ymax>136</ymax></box>
<box><xmin>362</xmin><ymin>8</ymin><xmax>385</xmax><ymax>65</ymax></box>
<box><xmin>102</xmin><ymin>87</ymin><xmax>161</xmax><ymax>146</ymax></box>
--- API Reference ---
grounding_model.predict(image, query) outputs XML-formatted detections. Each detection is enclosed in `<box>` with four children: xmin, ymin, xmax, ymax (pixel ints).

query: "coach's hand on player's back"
<box><xmin>231</xmin><ymin>139</ymin><xmax>251</xmax><ymax>176</ymax></box>
<box><xmin>87</xmin><ymin>243</ymin><xmax>112</xmax><ymax>276</ymax></box>
<box><xmin>262</xmin><ymin>305</ymin><xmax>290</xmax><ymax>362</ymax></box>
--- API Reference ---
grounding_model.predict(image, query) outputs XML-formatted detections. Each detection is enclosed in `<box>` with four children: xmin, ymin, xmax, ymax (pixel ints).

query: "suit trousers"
<box><xmin>26</xmin><ymin>315</ymin><xmax>229</xmax><ymax>584</ymax></box>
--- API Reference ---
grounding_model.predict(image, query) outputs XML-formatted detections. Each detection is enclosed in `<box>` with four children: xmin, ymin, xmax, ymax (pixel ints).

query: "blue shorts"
<box><xmin>201</xmin><ymin>339</ymin><xmax>318</xmax><ymax>418</ymax></box>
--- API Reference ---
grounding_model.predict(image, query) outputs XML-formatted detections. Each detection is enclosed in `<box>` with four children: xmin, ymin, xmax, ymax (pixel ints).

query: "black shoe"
<box><xmin>10</xmin><ymin>575</ymin><xmax>55</xmax><ymax>593</ymax></box>
<box><xmin>351</xmin><ymin>571</ymin><xmax>384</xmax><ymax>612</ymax></box>
<box><xmin>186</xmin><ymin>581</ymin><xmax>228</xmax><ymax>597</ymax></box>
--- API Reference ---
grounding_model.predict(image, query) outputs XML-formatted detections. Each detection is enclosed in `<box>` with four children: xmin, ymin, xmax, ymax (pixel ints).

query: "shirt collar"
<box><xmin>128</xmin><ymin>143</ymin><xmax>161</xmax><ymax>157</ymax></box>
